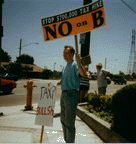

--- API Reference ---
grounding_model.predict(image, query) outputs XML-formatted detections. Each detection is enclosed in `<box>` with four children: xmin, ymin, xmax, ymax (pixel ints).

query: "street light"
<box><xmin>60</xmin><ymin>65</ymin><xmax>63</xmax><ymax>71</ymax></box>
<box><xmin>54</xmin><ymin>63</ymin><xmax>56</xmax><ymax>71</ymax></box>
<box><xmin>105</xmin><ymin>58</ymin><xmax>117</xmax><ymax>69</ymax></box>
<box><xmin>18</xmin><ymin>39</ymin><xmax>38</xmax><ymax>57</ymax></box>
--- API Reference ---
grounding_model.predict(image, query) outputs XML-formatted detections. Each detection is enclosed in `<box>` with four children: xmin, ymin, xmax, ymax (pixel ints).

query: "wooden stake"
<box><xmin>74</xmin><ymin>35</ymin><xmax>78</xmax><ymax>53</ymax></box>
<box><xmin>40</xmin><ymin>126</ymin><xmax>44</xmax><ymax>143</ymax></box>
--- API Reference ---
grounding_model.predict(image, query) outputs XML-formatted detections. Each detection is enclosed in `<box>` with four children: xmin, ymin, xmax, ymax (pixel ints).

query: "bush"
<box><xmin>111</xmin><ymin>83</ymin><xmax>136</xmax><ymax>142</ymax></box>
<box><xmin>83</xmin><ymin>93</ymin><xmax>113</xmax><ymax>124</ymax></box>
<box><xmin>84</xmin><ymin>93</ymin><xmax>112</xmax><ymax>111</ymax></box>
<box><xmin>8</xmin><ymin>62</ymin><xmax>23</xmax><ymax>76</ymax></box>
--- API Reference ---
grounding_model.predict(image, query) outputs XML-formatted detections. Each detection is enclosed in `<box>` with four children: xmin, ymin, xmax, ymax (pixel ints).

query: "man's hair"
<box><xmin>64</xmin><ymin>45</ymin><xmax>75</xmax><ymax>55</ymax></box>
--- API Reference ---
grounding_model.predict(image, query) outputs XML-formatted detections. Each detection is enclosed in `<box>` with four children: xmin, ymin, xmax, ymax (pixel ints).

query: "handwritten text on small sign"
<box><xmin>41</xmin><ymin>0</ymin><xmax>105</xmax><ymax>42</ymax></box>
<box><xmin>35</xmin><ymin>83</ymin><xmax>56</xmax><ymax>127</ymax></box>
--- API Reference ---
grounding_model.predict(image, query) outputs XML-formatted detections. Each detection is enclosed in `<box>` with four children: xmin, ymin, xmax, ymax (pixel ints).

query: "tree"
<box><xmin>8</xmin><ymin>62</ymin><xmax>23</xmax><ymax>76</ymax></box>
<box><xmin>1</xmin><ymin>48</ymin><xmax>11</xmax><ymax>62</ymax></box>
<box><xmin>16</xmin><ymin>54</ymin><xmax>34</xmax><ymax>64</ymax></box>
<box><xmin>41</xmin><ymin>69</ymin><xmax>53</xmax><ymax>79</ymax></box>
<box><xmin>119</xmin><ymin>71</ymin><xmax>125</xmax><ymax>78</ymax></box>
<box><xmin>132</xmin><ymin>73</ymin><xmax>136</xmax><ymax>79</ymax></box>
<box><xmin>125</xmin><ymin>74</ymin><xmax>132</xmax><ymax>80</ymax></box>
<box><xmin>53</xmin><ymin>70</ymin><xmax>62</xmax><ymax>79</ymax></box>
<box><xmin>0</xmin><ymin>67</ymin><xmax>6</xmax><ymax>74</ymax></box>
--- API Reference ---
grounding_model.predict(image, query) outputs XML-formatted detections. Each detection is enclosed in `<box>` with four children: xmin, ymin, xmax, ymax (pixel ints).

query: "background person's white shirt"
<box><xmin>96</xmin><ymin>69</ymin><xmax>109</xmax><ymax>87</ymax></box>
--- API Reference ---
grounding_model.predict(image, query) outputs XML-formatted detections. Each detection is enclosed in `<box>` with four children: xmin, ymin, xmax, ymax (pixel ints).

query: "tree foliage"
<box><xmin>53</xmin><ymin>70</ymin><xmax>62</xmax><ymax>79</ymax></box>
<box><xmin>125</xmin><ymin>74</ymin><xmax>132</xmax><ymax>80</ymax></box>
<box><xmin>8</xmin><ymin>62</ymin><xmax>23</xmax><ymax>76</ymax></box>
<box><xmin>16</xmin><ymin>54</ymin><xmax>34</xmax><ymax>64</ymax></box>
<box><xmin>0</xmin><ymin>67</ymin><xmax>6</xmax><ymax>74</ymax></box>
<box><xmin>1</xmin><ymin>48</ymin><xmax>11</xmax><ymax>62</ymax></box>
<box><xmin>132</xmin><ymin>73</ymin><xmax>136</xmax><ymax>79</ymax></box>
<box><xmin>41</xmin><ymin>69</ymin><xmax>53</xmax><ymax>79</ymax></box>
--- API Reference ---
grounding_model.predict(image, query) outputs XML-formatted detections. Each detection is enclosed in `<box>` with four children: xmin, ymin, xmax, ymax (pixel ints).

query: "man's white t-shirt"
<box><xmin>96</xmin><ymin>70</ymin><xmax>109</xmax><ymax>87</ymax></box>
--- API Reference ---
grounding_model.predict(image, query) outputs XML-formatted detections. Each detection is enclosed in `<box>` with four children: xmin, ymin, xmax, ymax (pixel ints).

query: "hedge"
<box><xmin>83</xmin><ymin>93</ymin><xmax>113</xmax><ymax>124</ymax></box>
<box><xmin>111</xmin><ymin>83</ymin><xmax>136</xmax><ymax>142</ymax></box>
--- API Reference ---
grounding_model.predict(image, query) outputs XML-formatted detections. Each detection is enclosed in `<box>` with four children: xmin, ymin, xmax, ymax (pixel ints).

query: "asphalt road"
<box><xmin>0</xmin><ymin>79</ymin><xmax>135</xmax><ymax>107</ymax></box>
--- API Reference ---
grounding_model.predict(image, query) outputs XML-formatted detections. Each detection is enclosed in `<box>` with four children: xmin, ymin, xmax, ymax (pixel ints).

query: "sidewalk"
<box><xmin>0</xmin><ymin>101</ymin><xmax>104</xmax><ymax>143</ymax></box>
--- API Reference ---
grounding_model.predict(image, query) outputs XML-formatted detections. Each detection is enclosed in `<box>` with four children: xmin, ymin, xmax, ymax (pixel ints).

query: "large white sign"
<box><xmin>35</xmin><ymin>83</ymin><xmax>56</xmax><ymax>127</ymax></box>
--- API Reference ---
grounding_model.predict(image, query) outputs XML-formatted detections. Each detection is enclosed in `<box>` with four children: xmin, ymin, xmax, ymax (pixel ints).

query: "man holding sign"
<box><xmin>40</xmin><ymin>0</ymin><xmax>106</xmax><ymax>142</ymax></box>
<box><xmin>57</xmin><ymin>45</ymin><xmax>86</xmax><ymax>143</ymax></box>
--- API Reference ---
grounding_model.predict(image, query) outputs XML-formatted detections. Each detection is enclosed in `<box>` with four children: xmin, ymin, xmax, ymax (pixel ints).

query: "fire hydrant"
<box><xmin>23</xmin><ymin>79</ymin><xmax>37</xmax><ymax>110</ymax></box>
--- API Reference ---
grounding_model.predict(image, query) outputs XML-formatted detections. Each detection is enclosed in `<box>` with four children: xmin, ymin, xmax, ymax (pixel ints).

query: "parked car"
<box><xmin>0</xmin><ymin>79</ymin><xmax>17</xmax><ymax>94</ymax></box>
<box><xmin>0</xmin><ymin>73</ymin><xmax>19</xmax><ymax>81</ymax></box>
<box><xmin>113</xmin><ymin>75</ymin><xmax>127</xmax><ymax>85</ymax></box>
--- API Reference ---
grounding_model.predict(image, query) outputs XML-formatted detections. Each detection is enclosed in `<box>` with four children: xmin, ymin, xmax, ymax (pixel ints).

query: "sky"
<box><xmin>2</xmin><ymin>0</ymin><xmax>136</xmax><ymax>74</ymax></box>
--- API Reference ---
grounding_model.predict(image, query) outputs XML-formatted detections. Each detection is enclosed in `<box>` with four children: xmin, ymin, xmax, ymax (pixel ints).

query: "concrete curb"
<box><xmin>76</xmin><ymin>105</ymin><xmax>130</xmax><ymax>143</ymax></box>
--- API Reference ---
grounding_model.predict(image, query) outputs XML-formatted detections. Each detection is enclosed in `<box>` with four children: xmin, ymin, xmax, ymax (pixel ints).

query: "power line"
<box><xmin>121</xmin><ymin>0</ymin><xmax>136</xmax><ymax>14</ymax></box>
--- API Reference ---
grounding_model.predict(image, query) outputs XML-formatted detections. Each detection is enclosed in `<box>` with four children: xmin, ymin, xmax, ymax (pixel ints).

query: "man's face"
<box><xmin>96</xmin><ymin>66</ymin><xmax>101</xmax><ymax>71</ymax></box>
<box><xmin>63</xmin><ymin>48</ymin><xmax>73</xmax><ymax>61</ymax></box>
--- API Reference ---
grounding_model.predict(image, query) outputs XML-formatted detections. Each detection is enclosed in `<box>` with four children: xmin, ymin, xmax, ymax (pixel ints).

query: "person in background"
<box><xmin>92</xmin><ymin>63</ymin><xmax>110</xmax><ymax>95</ymax></box>
<box><xmin>79</xmin><ymin>65</ymin><xmax>91</xmax><ymax>103</ymax></box>
<box><xmin>57</xmin><ymin>45</ymin><xmax>86</xmax><ymax>143</ymax></box>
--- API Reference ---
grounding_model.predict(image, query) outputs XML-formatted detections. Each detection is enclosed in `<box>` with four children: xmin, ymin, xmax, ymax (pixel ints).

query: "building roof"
<box><xmin>1</xmin><ymin>62</ymin><xmax>43</xmax><ymax>73</ymax></box>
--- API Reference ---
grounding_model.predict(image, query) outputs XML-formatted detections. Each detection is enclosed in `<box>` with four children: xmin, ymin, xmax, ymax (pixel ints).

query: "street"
<box><xmin>0</xmin><ymin>79</ymin><xmax>135</xmax><ymax>107</ymax></box>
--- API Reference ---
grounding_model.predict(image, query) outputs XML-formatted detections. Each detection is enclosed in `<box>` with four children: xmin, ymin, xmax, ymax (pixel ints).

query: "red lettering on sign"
<box><xmin>36</xmin><ymin>106</ymin><xmax>54</xmax><ymax>116</ymax></box>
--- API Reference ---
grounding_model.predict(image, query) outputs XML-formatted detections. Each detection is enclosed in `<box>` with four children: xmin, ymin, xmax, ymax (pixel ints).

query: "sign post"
<box><xmin>80</xmin><ymin>0</ymin><xmax>92</xmax><ymax>66</ymax></box>
<box><xmin>35</xmin><ymin>82</ymin><xmax>56</xmax><ymax>143</ymax></box>
<box><xmin>40</xmin><ymin>126</ymin><xmax>44</xmax><ymax>143</ymax></box>
<box><xmin>75</xmin><ymin>35</ymin><xmax>78</xmax><ymax>53</ymax></box>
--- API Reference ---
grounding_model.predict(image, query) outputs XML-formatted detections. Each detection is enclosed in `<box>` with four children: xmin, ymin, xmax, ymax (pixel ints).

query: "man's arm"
<box><xmin>76</xmin><ymin>53</ymin><xmax>86</xmax><ymax>77</ymax></box>
<box><xmin>106</xmin><ymin>72</ymin><xmax>110</xmax><ymax>77</ymax></box>
<box><xmin>88</xmin><ymin>77</ymin><xmax>92</xmax><ymax>80</ymax></box>
<box><xmin>91</xmin><ymin>73</ymin><xmax>97</xmax><ymax>80</ymax></box>
<box><xmin>103</xmin><ymin>70</ymin><xmax>110</xmax><ymax>77</ymax></box>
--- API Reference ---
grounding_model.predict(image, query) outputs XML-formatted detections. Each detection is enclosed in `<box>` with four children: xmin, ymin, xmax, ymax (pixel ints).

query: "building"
<box><xmin>1</xmin><ymin>62</ymin><xmax>43</xmax><ymax>78</ymax></box>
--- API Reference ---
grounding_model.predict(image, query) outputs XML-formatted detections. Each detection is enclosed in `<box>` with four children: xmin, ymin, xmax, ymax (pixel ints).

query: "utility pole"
<box><xmin>0</xmin><ymin>0</ymin><xmax>4</xmax><ymax>68</ymax></box>
<box><xmin>18</xmin><ymin>40</ymin><xmax>38</xmax><ymax>57</ymax></box>
<box><xmin>105</xmin><ymin>58</ymin><xmax>107</xmax><ymax>69</ymax></box>
<box><xmin>80</xmin><ymin>0</ymin><xmax>92</xmax><ymax>68</ymax></box>
<box><xmin>19</xmin><ymin>39</ymin><xmax>22</xmax><ymax>57</ymax></box>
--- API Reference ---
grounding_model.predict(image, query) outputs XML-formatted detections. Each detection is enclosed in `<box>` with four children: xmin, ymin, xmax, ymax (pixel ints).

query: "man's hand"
<box><xmin>75</xmin><ymin>53</ymin><xmax>82</xmax><ymax>66</ymax></box>
<box><xmin>91</xmin><ymin>73</ymin><xmax>97</xmax><ymax>80</ymax></box>
<box><xmin>48</xmin><ymin>82</ymin><xmax>51</xmax><ymax>87</ymax></box>
<box><xmin>75</xmin><ymin>53</ymin><xmax>86</xmax><ymax>77</ymax></box>
<box><xmin>57</xmin><ymin>80</ymin><xmax>61</xmax><ymax>86</ymax></box>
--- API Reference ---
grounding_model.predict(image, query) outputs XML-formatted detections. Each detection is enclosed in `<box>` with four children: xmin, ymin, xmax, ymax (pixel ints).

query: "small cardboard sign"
<box><xmin>81</xmin><ymin>55</ymin><xmax>92</xmax><ymax>66</ymax></box>
<box><xmin>35</xmin><ymin>83</ymin><xmax>56</xmax><ymax>127</ymax></box>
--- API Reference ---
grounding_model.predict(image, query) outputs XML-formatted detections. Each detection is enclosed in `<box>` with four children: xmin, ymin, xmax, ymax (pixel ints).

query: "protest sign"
<box><xmin>41</xmin><ymin>0</ymin><xmax>105</xmax><ymax>42</ymax></box>
<box><xmin>35</xmin><ymin>83</ymin><xmax>56</xmax><ymax>127</ymax></box>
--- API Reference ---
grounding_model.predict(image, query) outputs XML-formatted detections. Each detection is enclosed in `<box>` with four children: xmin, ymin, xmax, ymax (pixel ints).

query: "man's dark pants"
<box><xmin>60</xmin><ymin>89</ymin><xmax>79</xmax><ymax>143</ymax></box>
<box><xmin>98</xmin><ymin>86</ymin><xmax>107</xmax><ymax>95</ymax></box>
